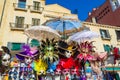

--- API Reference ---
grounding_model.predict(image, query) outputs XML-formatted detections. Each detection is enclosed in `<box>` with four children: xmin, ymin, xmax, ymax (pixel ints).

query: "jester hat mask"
<box><xmin>16</xmin><ymin>44</ymin><xmax>38</xmax><ymax>62</ymax></box>
<box><xmin>57</xmin><ymin>40</ymin><xmax>77</xmax><ymax>58</ymax></box>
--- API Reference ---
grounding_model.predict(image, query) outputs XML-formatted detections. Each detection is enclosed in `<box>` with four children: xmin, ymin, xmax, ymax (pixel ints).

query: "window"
<box><xmin>7</xmin><ymin>42</ymin><xmax>25</xmax><ymax>51</ymax></box>
<box><xmin>32</xmin><ymin>18</ymin><xmax>40</xmax><ymax>26</ymax></box>
<box><xmin>33</xmin><ymin>1</ymin><xmax>40</xmax><ymax>10</ymax></box>
<box><xmin>18</xmin><ymin>0</ymin><xmax>26</xmax><ymax>8</ymax></box>
<box><xmin>110</xmin><ymin>0</ymin><xmax>120</xmax><ymax>11</ymax></box>
<box><xmin>103</xmin><ymin>44</ymin><xmax>111</xmax><ymax>54</ymax></box>
<box><xmin>15</xmin><ymin>16</ymin><xmax>25</xmax><ymax>28</ymax></box>
<box><xmin>100</xmin><ymin>29</ymin><xmax>111</xmax><ymax>39</ymax></box>
<box><xmin>115</xmin><ymin>30</ymin><xmax>120</xmax><ymax>40</ymax></box>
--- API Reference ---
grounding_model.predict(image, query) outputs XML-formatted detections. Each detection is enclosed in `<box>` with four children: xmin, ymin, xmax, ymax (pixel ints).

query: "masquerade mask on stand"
<box><xmin>40</xmin><ymin>38</ymin><xmax>59</xmax><ymax>63</ymax></box>
<box><xmin>16</xmin><ymin>44</ymin><xmax>38</xmax><ymax>65</ymax></box>
<box><xmin>47</xmin><ymin>61</ymin><xmax>59</xmax><ymax>74</ymax></box>
<box><xmin>55</xmin><ymin>65</ymin><xmax>62</xmax><ymax>75</ymax></box>
<box><xmin>32</xmin><ymin>59</ymin><xmax>48</xmax><ymax>75</ymax></box>
<box><xmin>1</xmin><ymin>46</ymin><xmax>11</xmax><ymax>67</ymax></box>
<box><xmin>58</xmin><ymin>40</ymin><xmax>77</xmax><ymax>58</ymax></box>
<box><xmin>77</xmin><ymin>41</ymin><xmax>96</xmax><ymax>61</ymax></box>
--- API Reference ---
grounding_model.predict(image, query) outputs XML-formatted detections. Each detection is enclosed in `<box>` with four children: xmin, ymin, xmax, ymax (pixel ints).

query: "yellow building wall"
<box><xmin>0</xmin><ymin>0</ymin><xmax>4</xmax><ymax>17</ymax></box>
<box><xmin>1</xmin><ymin>0</ymin><xmax>119</xmax><ymax>53</ymax></box>
<box><xmin>0</xmin><ymin>0</ymin><xmax>76</xmax><ymax>48</ymax></box>
<box><xmin>43</xmin><ymin>4</ymin><xmax>78</xmax><ymax>23</ymax></box>
<box><xmin>83</xmin><ymin>22</ymin><xmax>120</xmax><ymax>52</ymax></box>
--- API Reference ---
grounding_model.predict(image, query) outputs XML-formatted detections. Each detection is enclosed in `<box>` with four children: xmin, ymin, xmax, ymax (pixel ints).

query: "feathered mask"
<box><xmin>40</xmin><ymin>38</ymin><xmax>59</xmax><ymax>63</ymax></box>
<box><xmin>79</xmin><ymin>41</ymin><xmax>95</xmax><ymax>52</ymax></box>
<box><xmin>32</xmin><ymin>59</ymin><xmax>48</xmax><ymax>75</ymax></box>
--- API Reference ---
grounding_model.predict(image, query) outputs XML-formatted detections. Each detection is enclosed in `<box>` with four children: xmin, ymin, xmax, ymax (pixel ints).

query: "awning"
<box><xmin>101</xmin><ymin>66</ymin><xmax>120</xmax><ymax>71</ymax></box>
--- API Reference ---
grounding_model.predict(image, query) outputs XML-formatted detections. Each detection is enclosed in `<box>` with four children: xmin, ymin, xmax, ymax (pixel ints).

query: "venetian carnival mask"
<box><xmin>40</xmin><ymin>38</ymin><xmax>58</xmax><ymax>62</ymax></box>
<box><xmin>2</xmin><ymin>53</ymin><xmax>11</xmax><ymax>66</ymax></box>
<box><xmin>55</xmin><ymin>68</ymin><xmax>61</xmax><ymax>75</ymax></box>
<box><xmin>25</xmin><ymin>57</ymin><xmax>33</xmax><ymax>65</ymax></box>
<box><xmin>1</xmin><ymin>46</ymin><xmax>11</xmax><ymax>66</ymax></box>
<box><xmin>65</xmin><ymin>46</ymin><xmax>75</xmax><ymax>58</ymax></box>
<box><xmin>33</xmin><ymin>59</ymin><xmax>48</xmax><ymax>75</ymax></box>
<box><xmin>79</xmin><ymin>41</ymin><xmax>95</xmax><ymax>53</ymax></box>
<box><xmin>16</xmin><ymin>44</ymin><xmax>38</xmax><ymax>65</ymax></box>
<box><xmin>62</xmin><ymin>69</ymin><xmax>70</xmax><ymax>75</ymax></box>
<box><xmin>65</xmin><ymin>50</ymin><xmax>72</xmax><ymax>58</ymax></box>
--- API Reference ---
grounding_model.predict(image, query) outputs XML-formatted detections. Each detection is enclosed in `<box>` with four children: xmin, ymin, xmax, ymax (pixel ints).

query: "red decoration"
<box><xmin>77</xmin><ymin>53</ymin><xmax>95</xmax><ymax>61</ymax></box>
<box><xmin>113</xmin><ymin>47</ymin><xmax>120</xmax><ymax>64</ymax></box>
<box><xmin>60</xmin><ymin>57</ymin><xmax>74</xmax><ymax>69</ymax></box>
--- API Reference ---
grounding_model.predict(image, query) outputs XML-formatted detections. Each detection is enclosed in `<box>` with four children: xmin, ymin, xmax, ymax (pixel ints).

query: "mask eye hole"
<box><xmin>70</xmin><ymin>51</ymin><xmax>72</xmax><ymax>54</ymax></box>
<box><xmin>2</xmin><ymin>59</ymin><xmax>7</xmax><ymax>62</ymax></box>
<box><xmin>66</xmin><ymin>51</ymin><xmax>69</xmax><ymax>53</ymax></box>
<box><xmin>26</xmin><ymin>57</ymin><xmax>29</xmax><ymax>59</ymax></box>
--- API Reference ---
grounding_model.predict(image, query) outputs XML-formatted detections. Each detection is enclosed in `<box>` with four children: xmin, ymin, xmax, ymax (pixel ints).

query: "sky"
<box><xmin>46</xmin><ymin>0</ymin><xmax>106</xmax><ymax>21</ymax></box>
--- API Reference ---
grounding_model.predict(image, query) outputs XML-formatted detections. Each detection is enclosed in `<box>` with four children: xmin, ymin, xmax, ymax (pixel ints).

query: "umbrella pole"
<box><xmin>63</xmin><ymin>21</ymin><xmax>66</xmax><ymax>40</ymax></box>
<box><xmin>27</xmin><ymin>37</ymin><xmax>29</xmax><ymax>44</ymax></box>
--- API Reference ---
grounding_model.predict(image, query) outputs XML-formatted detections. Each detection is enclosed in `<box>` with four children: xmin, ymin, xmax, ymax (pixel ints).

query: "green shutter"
<box><xmin>103</xmin><ymin>44</ymin><xmax>111</xmax><ymax>54</ymax></box>
<box><xmin>11</xmin><ymin>43</ymin><xmax>23</xmax><ymax>50</ymax></box>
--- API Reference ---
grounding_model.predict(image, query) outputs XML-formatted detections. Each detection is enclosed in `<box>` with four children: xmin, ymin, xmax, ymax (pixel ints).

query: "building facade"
<box><xmin>86</xmin><ymin>0</ymin><xmax>120</xmax><ymax>27</ymax></box>
<box><xmin>83</xmin><ymin>22</ymin><xmax>120</xmax><ymax>67</ymax></box>
<box><xmin>83</xmin><ymin>22</ymin><xmax>120</xmax><ymax>53</ymax></box>
<box><xmin>0</xmin><ymin>0</ymin><xmax>120</xmax><ymax>55</ymax></box>
<box><xmin>0</xmin><ymin>0</ymin><xmax>77</xmax><ymax>51</ymax></box>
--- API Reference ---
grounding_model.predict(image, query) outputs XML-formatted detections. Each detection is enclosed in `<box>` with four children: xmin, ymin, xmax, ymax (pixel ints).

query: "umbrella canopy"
<box><xmin>43</xmin><ymin>17</ymin><xmax>83</xmax><ymax>36</ymax></box>
<box><xmin>68</xmin><ymin>30</ymin><xmax>100</xmax><ymax>42</ymax></box>
<box><xmin>24</xmin><ymin>26</ymin><xmax>61</xmax><ymax>41</ymax></box>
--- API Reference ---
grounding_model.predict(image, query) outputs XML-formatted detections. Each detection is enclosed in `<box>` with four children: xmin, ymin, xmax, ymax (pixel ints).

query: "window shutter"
<box><xmin>115</xmin><ymin>30</ymin><xmax>120</xmax><ymax>40</ymax></box>
<box><xmin>7</xmin><ymin>42</ymin><xmax>25</xmax><ymax>51</ymax></box>
<box><xmin>103</xmin><ymin>44</ymin><xmax>111</xmax><ymax>54</ymax></box>
<box><xmin>106</xmin><ymin>30</ymin><xmax>111</xmax><ymax>38</ymax></box>
<box><xmin>99</xmin><ymin>29</ymin><xmax>103</xmax><ymax>38</ymax></box>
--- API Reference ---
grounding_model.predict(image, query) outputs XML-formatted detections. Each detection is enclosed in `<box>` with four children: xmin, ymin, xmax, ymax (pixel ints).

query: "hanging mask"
<box><xmin>55</xmin><ymin>68</ymin><xmax>61</xmax><ymax>75</ymax></box>
<box><xmin>65</xmin><ymin>45</ymin><xmax>76</xmax><ymax>58</ymax></box>
<box><xmin>65</xmin><ymin>50</ymin><xmax>73</xmax><ymax>58</ymax></box>
<box><xmin>1</xmin><ymin>46</ymin><xmax>11</xmax><ymax>67</ymax></box>
<box><xmin>57</xmin><ymin>40</ymin><xmax>77</xmax><ymax>58</ymax></box>
<box><xmin>40</xmin><ymin>38</ymin><xmax>59</xmax><ymax>63</ymax></box>
<box><xmin>32</xmin><ymin>59</ymin><xmax>48</xmax><ymax>75</ymax></box>
<box><xmin>25</xmin><ymin>57</ymin><xmax>33</xmax><ymax>65</ymax></box>
<box><xmin>62</xmin><ymin>69</ymin><xmax>70</xmax><ymax>75</ymax></box>
<box><xmin>16</xmin><ymin>44</ymin><xmax>38</xmax><ymax>65</ymax></box>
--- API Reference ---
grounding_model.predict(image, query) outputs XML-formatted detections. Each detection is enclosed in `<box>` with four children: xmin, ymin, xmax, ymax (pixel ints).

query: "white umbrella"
<box><xmin>24</xmin><ymin>26</ymin><xmax>61</xmax><ymax>41</ymax></box>
<box><xmin>68</xmin><ymin>30</ymin><xmax>100</xmax><ymax>42</ymax></box>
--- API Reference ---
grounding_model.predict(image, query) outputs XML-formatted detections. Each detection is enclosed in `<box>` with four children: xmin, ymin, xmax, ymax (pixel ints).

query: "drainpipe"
<box><xmin>0</xmin><ymin>0</ymin><xmax>7</xmax><ymax>27</ymax></box>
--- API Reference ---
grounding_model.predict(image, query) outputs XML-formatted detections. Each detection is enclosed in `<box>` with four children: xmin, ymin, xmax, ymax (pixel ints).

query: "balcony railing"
<box><xmin>30</xmin><ymin>5</ymin><xmax>44</xmax><ymax>13</ymax></box>
<box><xmin>10</xmin><ymin>23</ymin><xmax>30</xmax><ymax>30</ymax></box>
<box><xmin>13</xmin><ymin>3</ymin><xmax>28</xmax><ymax>11</ymax></box>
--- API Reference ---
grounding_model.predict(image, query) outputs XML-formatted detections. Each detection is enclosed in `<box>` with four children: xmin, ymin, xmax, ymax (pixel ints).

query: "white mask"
<box><xmin>2</xmin><ymin>53</ymin><xmax>11</xmax><ymax>66</ymax></box>
<box><xmin>25</xmin><ymin>57</ymin><xmax>33</xmax><ymax>65</ymax></box>
<box><xmin>65</xmin><ymin>50</ymin><xmax>72</xmax><ymax>58</ymax></box>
